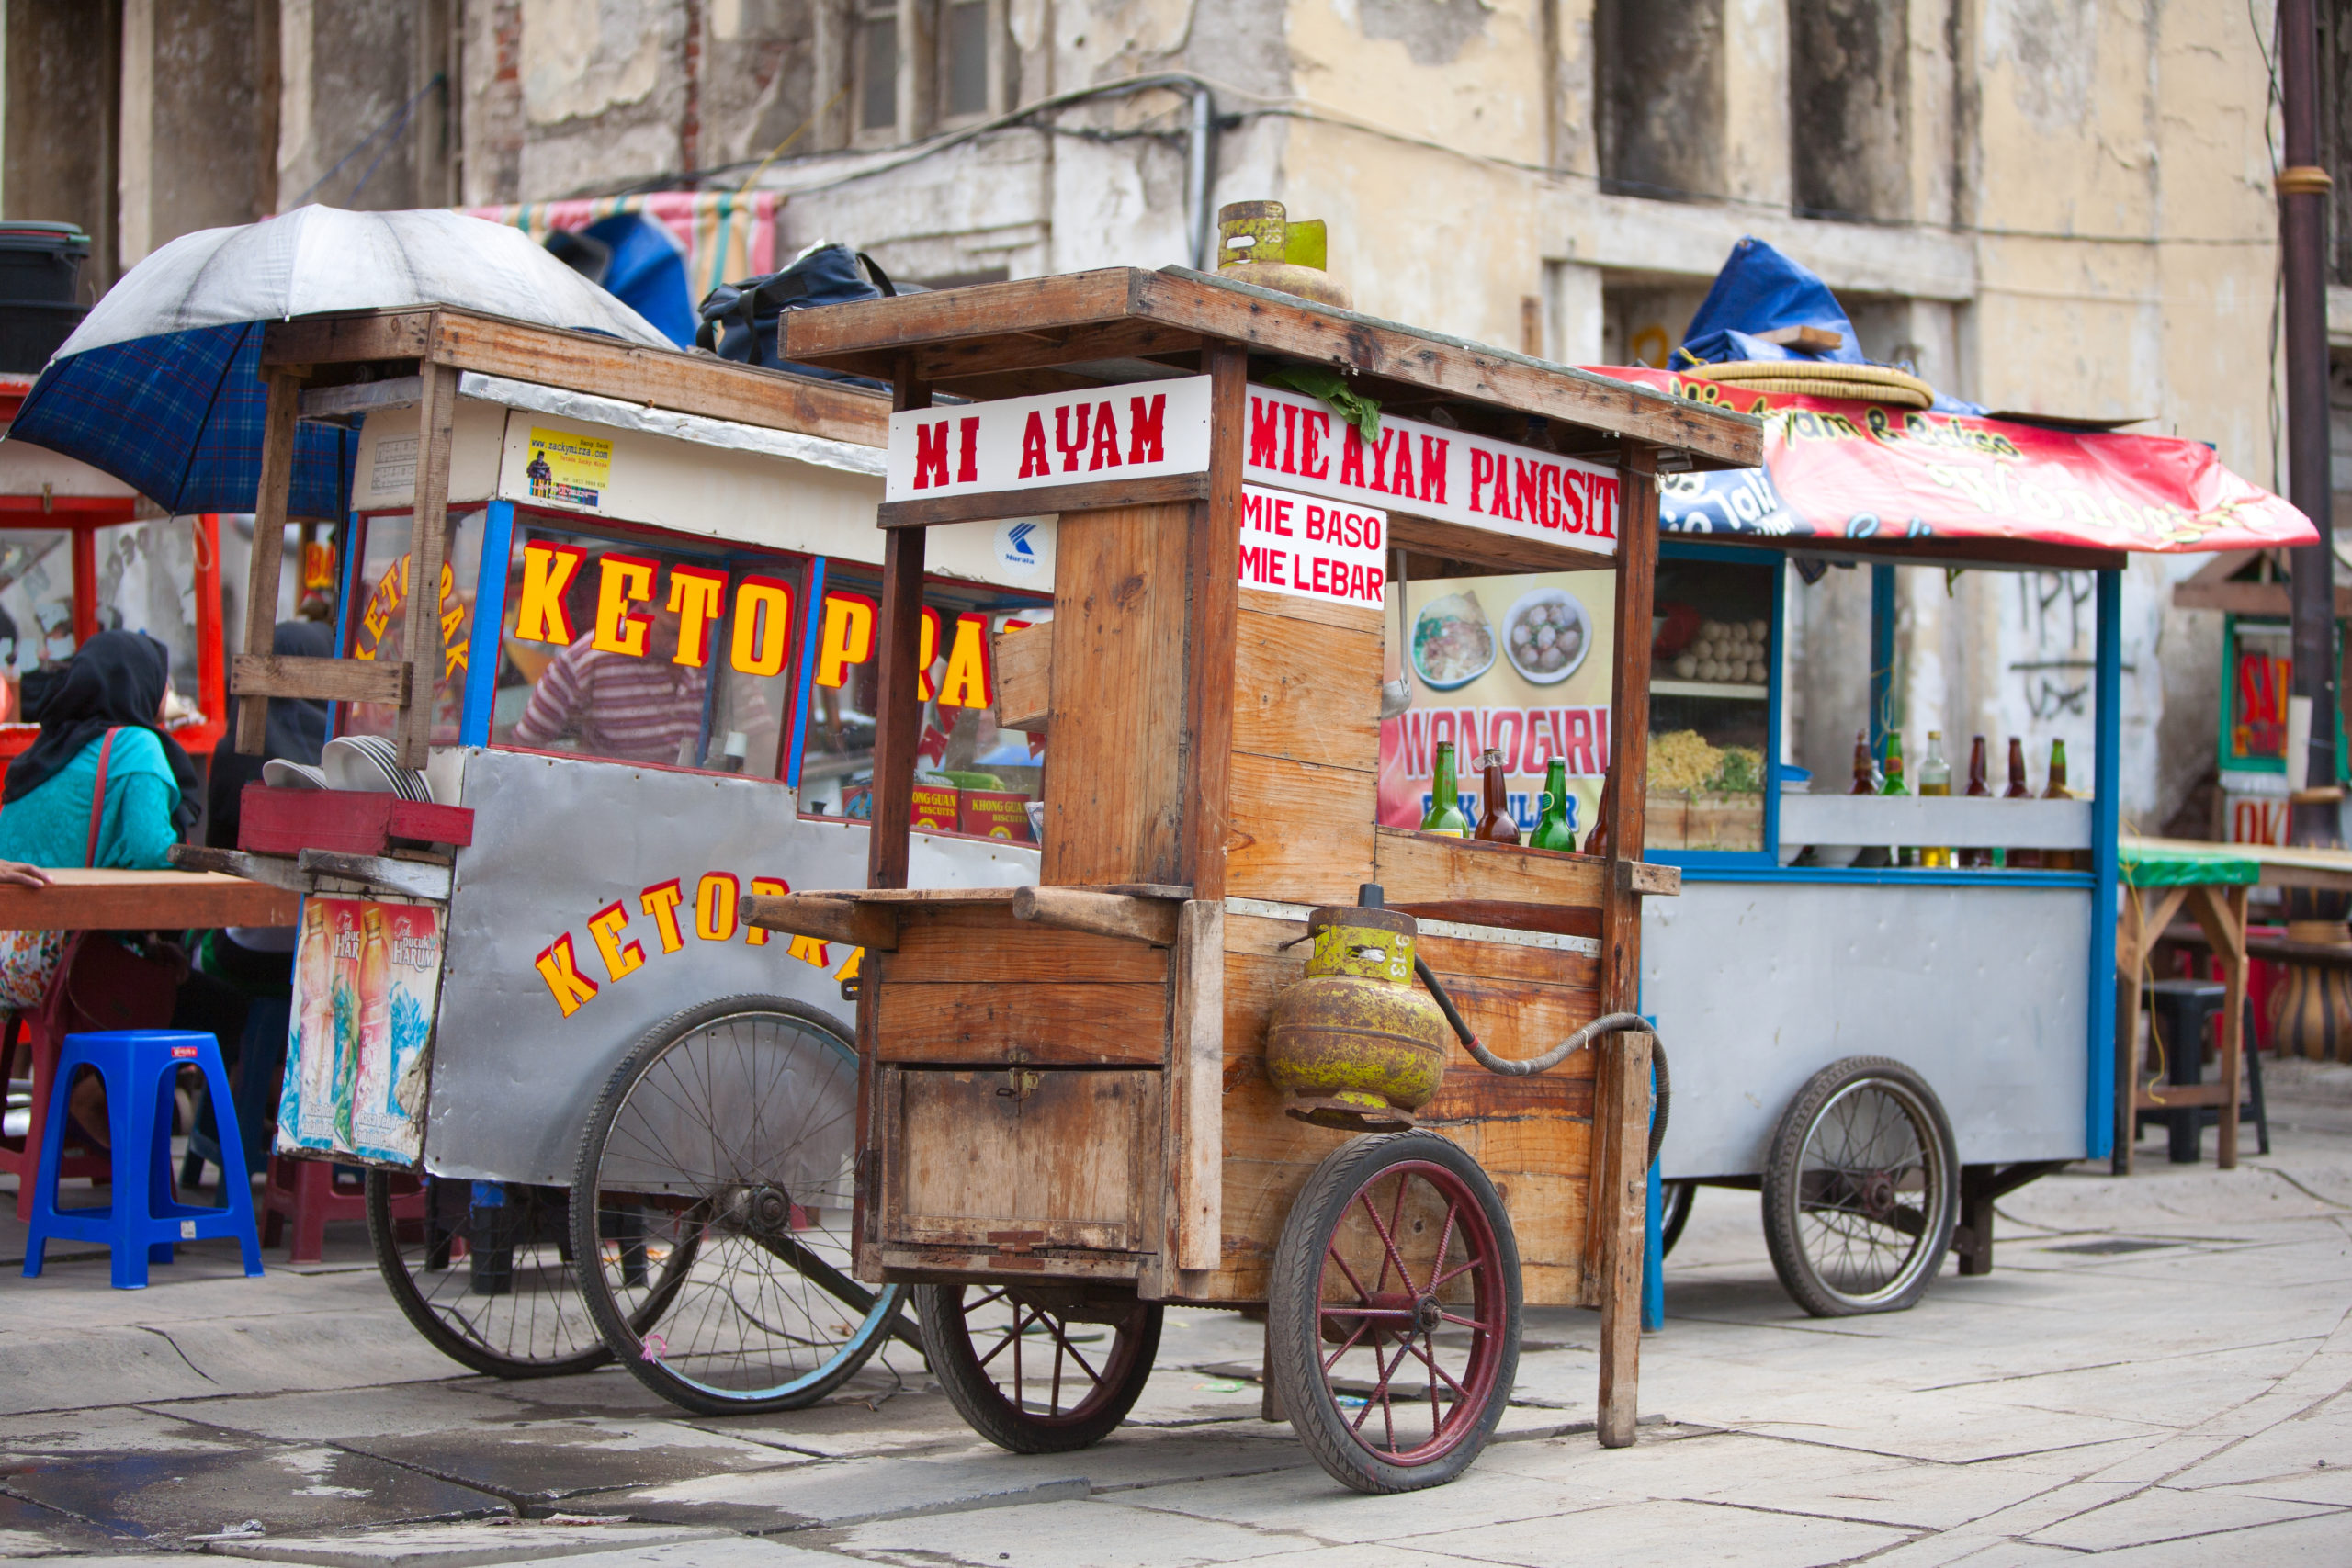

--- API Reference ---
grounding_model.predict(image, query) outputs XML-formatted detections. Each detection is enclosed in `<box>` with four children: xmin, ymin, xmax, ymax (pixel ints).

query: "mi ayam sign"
<box><xmin>886</xmin><ymin>378</ymin><xmax>1621</xmax><ymax>556</ymax></box>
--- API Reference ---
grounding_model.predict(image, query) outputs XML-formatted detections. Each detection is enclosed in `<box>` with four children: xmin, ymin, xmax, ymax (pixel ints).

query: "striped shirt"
<box><xmin>511</xmin><ymin>636</ymin><xmax>707</xmax><ymax>764</ymax></box>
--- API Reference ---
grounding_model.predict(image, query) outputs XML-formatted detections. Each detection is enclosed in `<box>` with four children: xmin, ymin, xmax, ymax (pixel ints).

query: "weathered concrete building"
<box><xmin>4</xmin><ymin>0</ymin><xmax>2349</xmax><ymax>827</ymax></box>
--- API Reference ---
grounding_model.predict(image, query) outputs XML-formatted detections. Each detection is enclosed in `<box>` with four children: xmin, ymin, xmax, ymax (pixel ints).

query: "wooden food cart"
<box><xmin>188</xmin><ymin>305</ymin><xmax>1055</xmax><ymax>1406</ymax></box>
<box><xmin>736</xmin><ymin>267</ymin><xmax>1760</xmax><ymax>1491</ymax></box>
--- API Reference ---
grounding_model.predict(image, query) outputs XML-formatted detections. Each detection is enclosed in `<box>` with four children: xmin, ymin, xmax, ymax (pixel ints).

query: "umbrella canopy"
<box><xmin>1599</xmin><ymin>366</ymin><xmax>2316</xmax><ymax>555</ymax></box>
<box><xmin>4</xmin><ymin>206</ymin><xmax>670</xmax><ymax>518</ymax></box>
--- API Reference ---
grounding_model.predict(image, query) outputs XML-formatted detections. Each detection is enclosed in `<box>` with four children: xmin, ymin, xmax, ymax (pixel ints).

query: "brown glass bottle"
<box><xmin>2041</xmin><ymin>739</ymin><xmax>2076</xmax><ymax>870</ymax></box>
<box><xmin>1849</xmin><ymin>730</ymin><xmax>1876</xmax><ymax>795</ymax></box>
<box><xmin>1584</xmin><ymin>773</ymin><xmax>1612</xmax><ymax>859</ymax></box>
<box><xmin>1958</xmin><ymin>735</ymin><xmax>1993</xmax><ymax>867</ymax></box>
<box><xmin>1473</xmin><ymin>749</ymin><xmax>1521</xmax><ymax>844</ymax></box>
<box><xmin>2005</xmin><ymin>737</ymin><xmax>2040</xmax><ymax>868</ymax></box>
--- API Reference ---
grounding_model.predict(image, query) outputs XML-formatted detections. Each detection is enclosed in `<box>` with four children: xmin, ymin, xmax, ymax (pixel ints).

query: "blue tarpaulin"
<box><xmin>1677</xmin><ymin>238</ymin><xmax>1865</xmax><ymax>367</ymax></box>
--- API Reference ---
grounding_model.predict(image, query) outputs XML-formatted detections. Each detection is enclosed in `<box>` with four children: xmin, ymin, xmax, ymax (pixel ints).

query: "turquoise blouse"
<box><xmin>0</xmin><ymin>728</ymin><xmax>181</xmax><ymax>870</ymax></box>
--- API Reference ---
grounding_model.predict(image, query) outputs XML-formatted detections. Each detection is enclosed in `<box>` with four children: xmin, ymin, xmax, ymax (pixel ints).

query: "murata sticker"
<box><xmin>1238</xmin><ymin>485</ymin><xmax>1386</xmax><ymax>609</ymax></box>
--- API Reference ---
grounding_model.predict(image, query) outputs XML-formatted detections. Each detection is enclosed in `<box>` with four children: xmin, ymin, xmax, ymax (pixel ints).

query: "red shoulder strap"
<box><xmin>85</xmin><ymin>727</ymin><xmax>119</xmax><ymax>869</ymax></box>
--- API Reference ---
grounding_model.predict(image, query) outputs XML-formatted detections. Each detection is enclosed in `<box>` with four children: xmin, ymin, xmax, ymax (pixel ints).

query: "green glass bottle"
<box><xmin>1880</xmin><ymin>731</ymin><xmax>1917</xmax><ymax>867</ymax></box>
<box><xmin>1532</xmin><ymin>759</ymin><xmax>1577</xmax><ymax>851</ymax></box>
<box><xmin>1421</xmin><ymin>741</ymin><xmax>1471</xmax><ymax>838</ymax></box>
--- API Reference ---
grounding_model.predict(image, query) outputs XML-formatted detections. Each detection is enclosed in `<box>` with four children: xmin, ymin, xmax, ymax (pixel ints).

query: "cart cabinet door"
<box><xmin>883</xmin><ymin>1067</ymin><xmax>1161</xmax><ymax>1253</ymax></box>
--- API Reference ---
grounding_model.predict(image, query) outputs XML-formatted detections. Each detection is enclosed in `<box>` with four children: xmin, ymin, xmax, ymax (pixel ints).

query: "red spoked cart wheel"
<box><xmin>1269</xmin><ymin>1132</ymin><xmax>1521</xmax><ymax>1493</ymax></box>
<box><xmin>912</xmin><ymin>1281</ymin><xmax>1162</xmax><ymax>1453</ymax></box>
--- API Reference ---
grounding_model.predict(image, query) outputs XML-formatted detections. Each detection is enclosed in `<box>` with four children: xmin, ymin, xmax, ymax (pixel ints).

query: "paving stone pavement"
<box><xmin>0</xmin><ymin>1072</ymin><xmax>2346</xmax><ymax>1564</ymax></box>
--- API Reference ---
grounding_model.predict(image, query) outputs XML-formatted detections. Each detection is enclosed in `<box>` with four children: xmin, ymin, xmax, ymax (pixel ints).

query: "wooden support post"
<box><xmin>392</xmin><ymin>361</ymin><xmax>460</xmax><ymax>769</ymax></box>
<box><xmin>1181</xmin><ymin>340</ymin><xmax>1247</xmax><ymax>900</ymax></box>
<box><xmin>69</xmin><ymin>528</ymin><xmax>96</xmax><ymax>645</ymax></box>
<box><xmin>235</xmin><ymin>369</ymin><xmax>303</xmax><ymax>754</ymax></box>
<box><xmin>1595</xmin><ymin>1029</ymin><xmax>1653</xmax><ymax>1449</ymax></box>
<box><xmin>866</xmin><ymin>360</ymin><xmax>931</xmax><ymax>891</ymax></box>
<box><xmin>1598</xmin><ymin>441</ymin><xmax>1658</xmax><ymax>1015</ymax></box>
<box><xmin>2188</xmin><ymin>882</ymin><xmax>2251</xmax><ymax>1169</ymax></box>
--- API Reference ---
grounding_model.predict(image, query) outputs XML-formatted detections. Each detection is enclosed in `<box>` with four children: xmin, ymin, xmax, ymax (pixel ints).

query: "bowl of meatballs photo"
<box><xmin>1501</xmin><ymin>587</ymin><xmax>1590</xmax><ymax>685</ymax></box>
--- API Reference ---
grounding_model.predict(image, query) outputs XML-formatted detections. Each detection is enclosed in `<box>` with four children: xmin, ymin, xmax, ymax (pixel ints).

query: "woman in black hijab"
<box><xmin>0</xmin><ymin>629</ymin><xmax>198</xmax><ymax>868</ymax></box>
<box><xmin>206</xmin><ymin>619</ymin><xmax>334</xmax><ymax>850</ymax></box>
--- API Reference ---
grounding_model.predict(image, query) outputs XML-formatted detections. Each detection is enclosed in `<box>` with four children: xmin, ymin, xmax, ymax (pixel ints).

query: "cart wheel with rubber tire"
<box><xmin>1268</xmin><ymin>1131</ymin><xmax>1522</xmax><ymax>1494</ymax></box>
<box><xmin>1761</xmin><ymin>1055</ymin><xmax>1958</xmax><ymax>1317</ymax></box>
<box><xmin>1658</xmin><ymin>1179</ymin><xmax>1696</xmax><ymax>1258</ymax></box>
<box><xmin>367</xmin><ymin>1174</ymin><xmax>612</xmax><ymax>1378</ymax></box>
<box><xmin>570</xmin><ymin>995</ymin><xmax>907</xmax><ymax>1415</ymax></box>
<box><xmin>913</xmin><ymin>1281</ymin><xmax>1162</xmax><ymax>1453</ymax></box>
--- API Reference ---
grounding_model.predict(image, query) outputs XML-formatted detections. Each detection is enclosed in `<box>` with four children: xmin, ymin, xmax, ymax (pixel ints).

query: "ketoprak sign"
<box><xmin>886</xmin><ymin>378</ymin><xmax>1620</xmax><ymax>559</ymax></box>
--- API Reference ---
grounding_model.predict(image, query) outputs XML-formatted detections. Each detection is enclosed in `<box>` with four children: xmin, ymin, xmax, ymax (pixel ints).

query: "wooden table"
<box><xmin>0</xmin><ymin>869</ymin><xmax>301</xmax><ymax>931</ymax></box>
<box><xmin>2115</xmin><ymin>838</ymin><xmax>2262</xmax><ymax>1174</ymax></box>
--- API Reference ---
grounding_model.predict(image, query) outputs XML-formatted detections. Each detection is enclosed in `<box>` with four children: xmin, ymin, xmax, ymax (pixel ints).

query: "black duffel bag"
<box><xmin>695</xmin><ymin>242</ymin><xmax>908</xmax><ymax>378</ymax></box>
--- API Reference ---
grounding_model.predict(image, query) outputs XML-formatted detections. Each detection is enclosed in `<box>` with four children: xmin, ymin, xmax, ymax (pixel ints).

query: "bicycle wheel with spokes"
<box><xmin>1268</xmin><ymin>1132</ymin><xmax>1521</xmax><ymax>1494</ymax></box>
<box><xmin>913</xmin><ymin>1281</ymin><xmax>1162</xmax><ymax>1453</ymax></box>
<box><xmin>571</xmin><ymin>995</ymin><xmax>904</xmax><ymax>1416</ymax></box>
<box><xmin>367</xmin><ymin>1174</ymin><xmax>613</xmax><ymax>1378</ymax></box>
<box><xmin>1761</xmin><ymin>1055</ymin><xmax>1958</xmax><ymax>1317</ymax></box>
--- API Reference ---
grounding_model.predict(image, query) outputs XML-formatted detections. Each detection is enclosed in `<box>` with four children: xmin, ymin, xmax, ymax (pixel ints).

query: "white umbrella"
<box><xmin>6</xmin><ymin>206</ymin><xmax>672</xmax><ymax>516</ymax></box>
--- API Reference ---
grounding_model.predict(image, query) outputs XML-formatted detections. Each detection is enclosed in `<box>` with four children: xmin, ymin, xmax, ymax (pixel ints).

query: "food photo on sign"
<box><xmin>1376</xmin><ymin>570</ymin><xmax>1618</xmax><ymax>841</ymax></box>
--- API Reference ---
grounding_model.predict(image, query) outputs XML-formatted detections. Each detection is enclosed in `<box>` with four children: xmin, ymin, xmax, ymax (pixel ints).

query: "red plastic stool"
<box><xmin>1</xmin><ymin>1010</ymin><xmax>108</xmax><ymax>1220</ymax></box>
<box><xmin>262</xmin><ymin>1155</ymin><xmax>424</xmax><ymax>1262</ymax></box>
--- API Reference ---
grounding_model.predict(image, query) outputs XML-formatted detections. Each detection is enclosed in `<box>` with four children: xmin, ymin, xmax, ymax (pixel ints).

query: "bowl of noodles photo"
<box><xmin>1501</xmin><ymin>587</ymin><xmax>1589</xmax><ymax>685</ymax></box>
<box><xmin>1410</xmin><ymin>590</ymin><xmax>1497</xmax><ymax>690</ymax></box>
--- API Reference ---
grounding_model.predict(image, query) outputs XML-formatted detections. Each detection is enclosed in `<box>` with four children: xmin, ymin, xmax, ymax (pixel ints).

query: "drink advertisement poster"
<box><xmin>1377</xmin><ymin>571</ymin><xmax>1619</xmax><ymax>840</ymax></box>
<box><xmin>278</xmin><ymin>897</ymin><xmax>446</xmax><ymax>1167</ymax></box>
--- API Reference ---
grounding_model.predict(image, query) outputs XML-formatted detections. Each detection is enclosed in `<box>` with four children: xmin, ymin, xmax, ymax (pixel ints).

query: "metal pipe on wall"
<box><xmin>2279</xmin><ymin>0</ymin><xmax>2338</xmax><ymax>833</ymax></box>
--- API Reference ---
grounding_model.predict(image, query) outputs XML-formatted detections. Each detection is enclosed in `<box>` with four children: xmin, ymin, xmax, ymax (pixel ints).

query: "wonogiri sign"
<box><xmin>884</xmin><ymin>378</ymin><xmax>1622</xmax><ymax>558</ymax></box>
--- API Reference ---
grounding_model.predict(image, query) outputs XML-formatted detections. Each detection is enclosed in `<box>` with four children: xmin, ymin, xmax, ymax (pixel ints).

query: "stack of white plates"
<box><xmin>261</xmin><ymin>759</ymin><xmax>327</xmax><ymax>790</ymax></box>
<box><xmin>322</xmin><ymin>735</ymin><xmax>433</xmax><ymax>803</ymax></box>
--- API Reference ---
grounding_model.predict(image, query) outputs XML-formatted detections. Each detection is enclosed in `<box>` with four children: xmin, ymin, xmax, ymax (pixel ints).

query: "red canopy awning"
<box><xmin>1597</xmin><ymin>367</ymin><xmax>2316</xmax><ymax>555</ymax></box>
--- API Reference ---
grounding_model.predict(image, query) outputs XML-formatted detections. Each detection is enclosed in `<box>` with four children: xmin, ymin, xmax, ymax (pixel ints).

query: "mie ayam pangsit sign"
<box><xmin>884</xmin><ymin>377</ymin><xmax>1624</xmax><ymax>563</ymax></box>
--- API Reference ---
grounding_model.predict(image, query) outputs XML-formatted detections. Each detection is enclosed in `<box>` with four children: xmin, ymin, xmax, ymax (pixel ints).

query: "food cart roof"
<box><xmin>782</xmin><ymin>266</ymin><xmax>1764</xmax><ymax>472</ymax></box>
<box><xmin>1605</xmin><ymin>367</ymin><xmax>2316</xmax><ymax>572</ymax></box>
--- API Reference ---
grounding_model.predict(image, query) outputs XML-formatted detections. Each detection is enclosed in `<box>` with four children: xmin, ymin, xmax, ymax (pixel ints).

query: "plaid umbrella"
<box><xmin>2</xmin><ymin>205</ymin><xmax>666</xmax><ymax>518</ymax></box>
<box><xmin>10</xmin><ymin>321</ymin><xmax>357</xmax><ymax>518</ymax></box>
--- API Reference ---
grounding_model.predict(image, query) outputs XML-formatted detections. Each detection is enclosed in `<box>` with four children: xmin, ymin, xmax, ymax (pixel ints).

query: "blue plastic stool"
<box><xmin>22</xmin><ymin>1031</ymin><xmax>264</xmax><ymax>1289</ymax></box>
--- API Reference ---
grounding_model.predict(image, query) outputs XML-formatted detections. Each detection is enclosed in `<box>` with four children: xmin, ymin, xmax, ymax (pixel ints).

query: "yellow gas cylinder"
<box><xmin>1265</xmin><ymin>905</ymin><xmax>1452</xmax><ymax>1130</ymax></box>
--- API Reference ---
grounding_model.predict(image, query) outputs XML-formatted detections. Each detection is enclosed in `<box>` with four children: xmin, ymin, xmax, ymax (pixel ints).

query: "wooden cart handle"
<box><xmin>1012</xmin><ymin>886</ymin><xmax>1181</xmax><ymax>947</ymax></box>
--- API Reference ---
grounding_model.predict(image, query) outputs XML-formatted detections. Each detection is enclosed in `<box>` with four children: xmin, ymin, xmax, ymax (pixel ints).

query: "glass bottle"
<box><xmin>1532</xmin><ymin>759</ymin><xmax>1577</xmax><ymax>851</ymax></box>
<box><xmin>1585</xmin><ymin>773</ymin><xmax>1612</xmax><ymax>859</ymax></box>
<box><xmin>1959</xmin><ymin>735</ymin><xmax>1993</xmax><ymax>868</ymax></box>
<box><xmin>2005</xmin><ymin>737</ymin><xmax>2039</xmax><ymax>868</ymax></box>
<box><xmin>2042</xmin><ymin>739</ymin><xmax>2076</xmax><ymax>869</ymax></box>
<box><xmin>1917</xmin><ymin>731</ymin><xmax>1952</xmax><ymax>868</ymax></box>
<box><xmin>1849</xmin><ymin>730</ymin><xmax>1877</xmax><ymax>795</ymax></box>
<box><xmin>1421</xmin><ymin>741</ymin><xmax>1470</xmax><ymax>838</ymax></box>
<box><xmin>1473</xmin><ymin>749</ymin><xmax>1521</xmax><ymax>844</ymax></box>
<box><xmin>1880</xmin><ymin>731</ymin><xmax>1915</xmax><ymax>867</ymax></box>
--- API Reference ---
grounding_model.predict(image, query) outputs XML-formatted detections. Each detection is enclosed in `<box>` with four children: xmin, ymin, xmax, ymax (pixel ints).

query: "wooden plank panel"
<box><xmin>261</xmin><ymin>309</ymin><xmax>434</xmax><ymax>367</ymax></box>
<box><xmin>1231</xmin><ymin>606</ymin><xmax>1381</xmax><ymax>772</ymax></box>
<box><xmin>232</xmin><ymin>654</ymin><xmax>410</xmax><ymax>705</ymax></box>
<box><xmin>777</xmin><ymin>268</ymin><xmax>1762</xmax><ymax>467</ymax></box>
<box><xmin>874</xmin><ymin>980</ymin><xmax>1167</xmax><ymax>1066</ymax></box>
<box><xmin>0</xmin><ymin>871</ymin><xmax>300</xmax><ymax>932</ymax></box>
<box><xmin>993</xmin><ymin>620</ymin><xmax>1052</xmax><ymax>731</ymax></box>
<box><xmin>1599</xmin><ymin>444</ymin><xmax>1657</xmax><ymax>1019</ymax></box>
<box><xmin>234</xmin><ymin>370</ymin><xmax>302</xmax><ymax>754</ymax></box>
<box><xmin>1225</xmin><ymin>753</ymin><xmax>1376</xmax><ymax>906</ymax></box>
<box><xmin>1237</xmin><ymin>585</ymin><xmax>1384</xmax><ymax>633</ymax></box>
<box><xmin>1593</xmin><ymin>1030</ymin><xmax>1653</xmax><ymax>1446</ymax></box>
<box><xmin>881</xmin><ymin>473</ymin><xmax>1204</xmax><ymax>528</ymax></box>
<box><xmin>888</xmin><ymin>1067</ymin><xmax>1158</xmax><ymax>1251</ymax></box>
<box><xmin>1039</xmin><ymin>502</ymin><xmax>1193</xmax><ymax>886</ymax></box>
<box><xmin>887</xmin><ymin>904</ymin><xmax>1168</xmax><ymax>984</ymax></box>
<box><xmin>1182</xmin><ymin>341</ymin><xmax>1248</xmax><ymax>901</ymax></box>
<box><xmin>391</xmin><ymin>361</ymin><xmax>458</xmax><ymax>768</ymax></box>
<box><xmin>1374</xmin><ymin>826</ymin><xmax>1606</xmax><ymax>909</ymax></box>
<box><xmin>428</xmin><ymin>310</ymin><xmax>889</xmax><ymax>446</ymax></box>
<box><xmin>1168</xmin><ymin>900</ymin><xmax>1224</xmax><ymax>1272</ymax></box>
<box><xmin>868</xmin><ymin>373</ymin><xmax>931</xmax><ymax>891</ymax></box>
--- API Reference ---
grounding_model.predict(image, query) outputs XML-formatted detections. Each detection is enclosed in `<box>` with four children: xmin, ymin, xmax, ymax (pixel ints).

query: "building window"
<box><xmin>1593</xmin><ymin>0</ymin><xmax>1724</xmax><ymax>201</ymax></box>
<box><xmin>847</xmin><ymin>0</ymin><xmax>1005</xmax><ymax>144</ymax></box>
<box><xmin>857</xmin><ymin>0</ymin><xmax>899</xmax><ymax>135</ymax></box>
